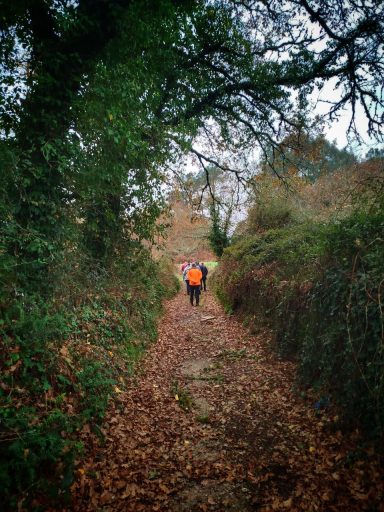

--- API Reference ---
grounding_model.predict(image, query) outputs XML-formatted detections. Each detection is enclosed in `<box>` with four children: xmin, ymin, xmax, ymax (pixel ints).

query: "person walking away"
<box><xmin>181</xmin><ymin>261</ymin><xmax>188</xmax><ymax>272</ymax></box>
<box><xmin>196</xmin><ymin>261</ymin><xmax>202</xmax><ymax>290</ymax></box>
<box><xmin>200</xmin><ymin>262</ymin><xmax>208</xmax><ymax>291</ymax></box>
<box><xmin>183</xmin><ymin>261</ymin><xmax>192</xmax><ymax>295</ymax></box>
<box><xmin>187</xmin><ymin>263</ymin><xmax>202</xmax><ymax>306</ymax></box>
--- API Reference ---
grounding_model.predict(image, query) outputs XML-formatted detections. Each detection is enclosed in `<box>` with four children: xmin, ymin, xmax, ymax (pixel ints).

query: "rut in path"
<box><xmin>71</xmin><ymin>289</ymin><xmax>383</xmax><ymax>512</ymax></box>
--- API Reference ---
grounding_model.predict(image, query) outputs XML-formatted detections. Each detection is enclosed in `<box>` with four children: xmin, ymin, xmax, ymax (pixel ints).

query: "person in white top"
<box><xmin>182</xmin><ymin>261</ymin><xmax>192</xmax><ymax>295</ymax></box>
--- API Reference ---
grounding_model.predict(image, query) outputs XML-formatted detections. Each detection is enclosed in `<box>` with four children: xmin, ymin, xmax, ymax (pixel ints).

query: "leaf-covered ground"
<box><xmin>69</xmin><ymin>289</ymin><xmax>383</xmax><ymax>511</ymax></box>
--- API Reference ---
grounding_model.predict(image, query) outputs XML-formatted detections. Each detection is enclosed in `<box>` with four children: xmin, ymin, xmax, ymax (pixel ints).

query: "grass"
<box><xmin>171</xmin><ymin>381</ymin><xmax>194</xmax><ymax>411</ymax></box>
<box><xmin>205</xmin><ymin>261</ymin><xmax>218</xmax><ymax>271</ymax></box>
<box><xmin>196</xmin><ymin>413</ymin><xmax>210</xmax><ymax>424</ymax></box>
<box><xmin>187</xmin><ymin>374</ymin><xmax>224</xmax><ymax>383</ymax></box>
<box><xmin>218</xmin><ymin>348</ymin><xmax>247</xmax><ymax>360</ymax></box>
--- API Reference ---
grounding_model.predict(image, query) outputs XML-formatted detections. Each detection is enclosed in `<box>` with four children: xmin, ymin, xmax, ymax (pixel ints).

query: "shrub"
<box><xmin>299</xmin><ymin>211</ymin><xmax>384</xmax><ymax>434</ymax></box>
<box><xmin>214</xmin><ymin>205</ymin><xmax>384</xmax><ymax>439</ymax></box>
<box><xmin>0</xmin><ymin>248</ymin><xmax>179</xmax><ymax>510</ymax></box>
<box><xmin>244</xmin><ymin>174</ymin><xmax>302</xmax><ymax>235</ymax></box>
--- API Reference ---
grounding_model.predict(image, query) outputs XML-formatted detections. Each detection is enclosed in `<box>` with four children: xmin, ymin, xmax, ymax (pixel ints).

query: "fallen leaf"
<box><xmin>282</xmin><ymin>498</ymin><xmax>293</xmax><ymax>508</ymax></box>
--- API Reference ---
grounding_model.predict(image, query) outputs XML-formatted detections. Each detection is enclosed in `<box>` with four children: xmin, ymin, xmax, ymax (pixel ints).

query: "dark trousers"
<box><xmin>201</xmin><ymin>277</ymin><xmax>207</xmax><ymax>291</ymax></box>
<box><xmin>189</xmin><ymin>285</ymin><xmax>200</xmax><ymax>305</ymax></box>
<box><xmin>185</xmin><ymin>280</ymin><xmax>190</xmax><ymax>295</ymax></box>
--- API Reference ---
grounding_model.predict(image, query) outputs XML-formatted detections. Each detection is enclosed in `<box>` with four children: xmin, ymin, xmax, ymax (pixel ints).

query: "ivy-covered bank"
<box><xmin>214</xmin><ymin>175</ymin><xmax>384</xmax><ymax>441</ymax></box>
<box><xmin>0</xmin><ymin>251</ymin><xmax>178</xmax><ymax>510</ymax></box>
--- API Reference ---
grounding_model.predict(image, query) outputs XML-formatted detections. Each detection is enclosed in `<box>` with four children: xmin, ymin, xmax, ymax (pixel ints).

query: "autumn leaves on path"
<box><xmin>71</xmin><ymin>289</ymin><xmax>383</xmax><ymax>512</ymax></box>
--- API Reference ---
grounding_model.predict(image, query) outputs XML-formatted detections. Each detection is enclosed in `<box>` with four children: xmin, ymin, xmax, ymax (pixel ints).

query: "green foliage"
<box><xmin>0</xmin><ymin>299</ymin><xmax>75</xmax><ymax>509</ymax></box>
<box><xmin>75</xmin><ymin>362</ymin><xmax>115</xmax><ymax>422</ymax></box>
<box><xmin>0</xmin><ymin>250</ymin><xmax>179</xmax><ymax>509</ymax></box>
<box><xmin>0</xmin><ymin>407</ymin><xmax>77</xmax><ymax>510</ymax></box>
<box><xmin>205</xmin><ymin>261</ymin><xmax>218</xmax><ymax>270</ymax></box>
<box><xmin>156</xmin><ymin>255</ymin><xmax>181</xmax><ymax>299</ymax></box>
<box><xmin>208</xmin><ymin>202</ymin><xmax>230</xmax><ymax>257</ymax></box>
<box><xmin>215</xmin><ymin>221</ymin><xmax>321</xmax><ymax>325</ymax></box>
<box><xmin>247</xmin><ymin>200</ymin><xmax>295</xmax><ymax>232</ymax></box>
<box><xmin>299</xmin><ymin>212</ymin><xmax>384</xmax><ymax>434</ymax></box>
<box><xmin>215</xmin><ymin>192</ymin><xmax>384</xmax><ymax>440</ymax></box>
<box><xmin>196</xmin><ymin>413</ymin><xmax>210</xmax><ymax>424</ymax></box>
<box><xmin>219</xmin><ymin>348</ymin><xmax>247</xmax><ymax>360</ymax></box>
<box><xmin>233</xmin><ymin>174</ymin><xmax>302</xmax><ymax>242</ymax></box>
<box><xmin>171</xmin><ymin>381</ymin><xmax>193</xmax><ymax>411</ymax></box>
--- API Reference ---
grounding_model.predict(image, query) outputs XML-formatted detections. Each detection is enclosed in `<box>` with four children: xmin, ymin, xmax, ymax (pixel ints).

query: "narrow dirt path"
<box><xmin>71</xmin><ymin>289</ymin><xmax>383</xmax><ymax>512</ymax></box>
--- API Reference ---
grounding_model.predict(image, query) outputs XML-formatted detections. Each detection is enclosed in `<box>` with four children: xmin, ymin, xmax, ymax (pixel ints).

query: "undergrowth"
<box><xmin>214</xmin><ymin>169</ymin><xmax>384</xmax><ymax>441</ymax></box>
<box><xmin>0</xmin><ymin>250</ymin><xmax>179</xmax><ymax>510</ymax></box>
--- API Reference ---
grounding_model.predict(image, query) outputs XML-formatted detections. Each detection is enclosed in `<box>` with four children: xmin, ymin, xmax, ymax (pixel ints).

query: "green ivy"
<box><xmin>214</xmin><ymin>210</ymin><xmax>384</xmax><ymax>438</ymax></box>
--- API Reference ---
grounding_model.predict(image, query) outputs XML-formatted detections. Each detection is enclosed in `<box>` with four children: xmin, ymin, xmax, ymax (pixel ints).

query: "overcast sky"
<box><xmin>311</xmin><ymin>76</ymin><xmax>383</xmax><ymax>157</ymax></box>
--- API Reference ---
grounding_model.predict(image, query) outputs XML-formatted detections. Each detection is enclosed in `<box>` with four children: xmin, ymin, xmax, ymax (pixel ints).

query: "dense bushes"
<box><xmin>214</xmin><ymin>170</ymin><xmax>384</xmax><ymax>440</ymax></box>
<box><xmin>300</xmin><ymin>212</ymin><xmax>384</xmax><ymax>434</ymax></box>
<box><xmin>0</xmin><ymin>250</ymin><xmax>179</xmax><ymax>510</ymax></box>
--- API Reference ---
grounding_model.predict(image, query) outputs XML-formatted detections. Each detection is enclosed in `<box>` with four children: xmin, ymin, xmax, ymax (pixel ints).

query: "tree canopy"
<box><xmin>0</xmin><ymin>0</ymin><xmax>383</xmax><ymax>289</ymax></box>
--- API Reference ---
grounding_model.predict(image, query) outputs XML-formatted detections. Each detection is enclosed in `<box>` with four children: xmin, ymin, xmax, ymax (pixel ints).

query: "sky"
<box><xmin>313</xmin><ymin>79</ymin><xmax>382</xmax><ymax>157</ymax></box>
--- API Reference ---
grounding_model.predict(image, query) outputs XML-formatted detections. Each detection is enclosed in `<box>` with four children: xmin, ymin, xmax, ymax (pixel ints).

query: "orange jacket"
<box><xmin>187</xmin><ymin>267</ymin><xmax>202</xmax><ymax>286</ymax></box>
